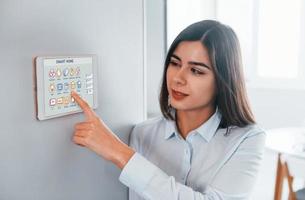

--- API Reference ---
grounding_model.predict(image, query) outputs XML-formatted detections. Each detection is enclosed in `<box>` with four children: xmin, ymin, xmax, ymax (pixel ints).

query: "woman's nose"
<box><xmin>173</xmin><ymin>68</ymin><xmax>187</xmax><ymax>85</ymax></box>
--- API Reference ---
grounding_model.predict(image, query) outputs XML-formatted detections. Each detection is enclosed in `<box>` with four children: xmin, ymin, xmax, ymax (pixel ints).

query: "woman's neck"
<box><xmin>176</xmin><ymin>106</ymin><xmax>216</xmax><ymax>139</ymax></box>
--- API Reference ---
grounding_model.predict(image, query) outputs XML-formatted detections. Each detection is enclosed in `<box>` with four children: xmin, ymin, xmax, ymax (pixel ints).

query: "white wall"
<box><xmin>248</xmin><ymin>88</ymin><xmax>305</xmax><ymax>129</ymax></box>
<box><xmin>0</xmin><ymin>0</ymin><xmax>145</xmax><ymax>199</ymax></box>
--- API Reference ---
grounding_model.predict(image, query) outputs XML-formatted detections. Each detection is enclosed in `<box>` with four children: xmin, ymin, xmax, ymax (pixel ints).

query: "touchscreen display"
<box><xmin>43</xmin><ymin>57</ymin><xmax>94</xmax><ymax>117</ymax></box>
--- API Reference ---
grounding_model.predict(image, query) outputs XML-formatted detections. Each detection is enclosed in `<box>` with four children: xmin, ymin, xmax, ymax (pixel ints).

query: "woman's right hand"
<box><xmin>71</xmin><ymin>91</ymin><xmax>135</xmax><ymax>169</ymax></box>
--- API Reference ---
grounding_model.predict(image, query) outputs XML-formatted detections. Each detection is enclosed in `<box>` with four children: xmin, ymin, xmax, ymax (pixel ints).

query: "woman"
<box><xmin>72</xmin><ymin>20</ymin><xmax>266</xmax><ymax>199</ymax></box>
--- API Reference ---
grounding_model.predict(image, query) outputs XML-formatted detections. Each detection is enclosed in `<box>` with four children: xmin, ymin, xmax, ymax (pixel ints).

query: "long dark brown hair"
<box><xmin>159</xmin><ymin>20</ymin><xmax>255</xmax><ymax>129</ymax></box>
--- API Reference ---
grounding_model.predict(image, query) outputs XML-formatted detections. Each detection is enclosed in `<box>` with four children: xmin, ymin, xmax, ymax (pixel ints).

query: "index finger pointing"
<box><xmin>71</xmin><ymin>91</ymin><xmax>96</xmax><ymax>120</ymax></box>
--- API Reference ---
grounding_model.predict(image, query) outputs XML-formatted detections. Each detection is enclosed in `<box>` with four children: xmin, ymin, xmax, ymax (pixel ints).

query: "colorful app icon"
<box><xmin>57</xmin><ymin>97</ymin><xmax>63</xmax><ymax>104</ymax></box>
<box><xmin>77</xmin><ymin>80</ymin><xmax>82</xmax><ymax>89</ymax></box>
<box><xmin>75</xmin><ymin>67</ymin><xmax>80</xmax><ymax>76</ymax></box>
<box><xmin>49</xmin><ymin>83</ymin><xmax>56</xmax><ymax>93</ymax></box>
<box><xmin>49</xmin><ymin>98</ymin><xmax>56</xmax><ymax>106</ymax></box>
<box><xmin>56</xmin><ymin>68</ymin><xmax>62</xmax><ymax>78</ymax></box>
<box><xmin>63</xmin><ymin>68</ymin><xmax>69</xmax><ymax>77</ymax></box>
<box><xmin>70</xmin><ymin>81</ymin><xmax>76</xmax><ymax>90</ymax></box>
<box><xmin>63</xmin><ymin>96</ymin><xmax>70</xmax><ymax>105</ymax></box>
<box><xmin>70</xmin><ymin>68</ymin><xmax>75</xmax><ymax>76</ymax></box>
<box><xmin>64</xmin><ymin>82</ymin><xmax>69</xmax><ymax>91</ymax></box>
<box><xmin>49</xmin><ymin>69</ymin><xmax>56</xmax><ymax>78</ymax></box>
<box><xmin>57</xmin><ymin>83</ymin><xmax>63</xmax><ymax>91</ymax></box>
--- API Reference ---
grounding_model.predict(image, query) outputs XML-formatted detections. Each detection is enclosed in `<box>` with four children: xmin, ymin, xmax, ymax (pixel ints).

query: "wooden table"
<box><xmin>266</xmin><ymin>127</ymin><xmax>305</xmax><ymax>200</ymax></box>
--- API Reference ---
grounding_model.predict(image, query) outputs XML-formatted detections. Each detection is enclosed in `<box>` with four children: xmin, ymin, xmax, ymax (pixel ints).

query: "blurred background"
<box><xmin>146</xmin><ymin>0</ymin><xmax>305</xmax><ymax>199</ymax></box>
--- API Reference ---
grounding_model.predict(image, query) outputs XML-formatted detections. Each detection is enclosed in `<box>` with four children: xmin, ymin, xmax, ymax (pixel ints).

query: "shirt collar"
<box><xmin>164</xmin><ymin>119</ymin><xmax>178</xmax><ymax>140</ymax></box>
<box><xmin>164</xmin><ymin>108</ymin><xmax>222</xmax><ymax>142</ymax></box>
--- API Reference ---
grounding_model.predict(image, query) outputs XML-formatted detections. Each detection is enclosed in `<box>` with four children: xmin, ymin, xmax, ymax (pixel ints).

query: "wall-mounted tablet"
<box><xmin>35</xmin><ymin>55</ymin><xmax>98</xmax><ymax>120</ymax></box>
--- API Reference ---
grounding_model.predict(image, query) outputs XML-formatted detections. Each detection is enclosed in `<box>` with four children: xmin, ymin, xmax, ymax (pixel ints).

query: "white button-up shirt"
<box><xmin>119</xmin><ymin>110</ymin><xmax>266</xmax><ymax>200</ymax></box>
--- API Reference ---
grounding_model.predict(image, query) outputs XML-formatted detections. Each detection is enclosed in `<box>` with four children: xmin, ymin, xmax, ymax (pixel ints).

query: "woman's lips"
<box><xmin>171</xmin><ymin>89</ymin><xmax>188</xmax><ymax>101</ymax></box>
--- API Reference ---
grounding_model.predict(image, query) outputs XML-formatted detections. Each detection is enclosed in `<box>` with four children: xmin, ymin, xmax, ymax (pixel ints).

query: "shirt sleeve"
<box><xmin>121</xmin><ymin>126</ymin><xmax>266</xmax><ymax>200</ymax></box>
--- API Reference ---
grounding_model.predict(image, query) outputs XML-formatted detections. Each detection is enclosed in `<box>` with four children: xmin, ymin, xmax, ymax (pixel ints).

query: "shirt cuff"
<box><xmin>119</xmin><ymin>152</ymin><xmax>164</xmax><ymax>196</ymax></box>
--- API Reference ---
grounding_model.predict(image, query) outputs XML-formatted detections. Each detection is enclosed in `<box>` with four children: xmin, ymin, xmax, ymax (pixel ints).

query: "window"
<box><xmin>167</xmin><ymin>0</ymin><xmax>305</xmax><ymax>89</ymax></box>
<box><xmin>257</xmin><ymin>0</ymin><xmax>301</xmax><ymax>79</ymax></box>
<box><xmin>167</xmin><ymin>0</ymin><xmax>216</xmax><ymax>49</ymax></box>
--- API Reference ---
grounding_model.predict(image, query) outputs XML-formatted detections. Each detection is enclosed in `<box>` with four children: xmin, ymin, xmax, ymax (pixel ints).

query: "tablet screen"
<box><xmin>36</xmin><ymin>56</ymin><xmax>97</xmax><ymax>120</ymax></box>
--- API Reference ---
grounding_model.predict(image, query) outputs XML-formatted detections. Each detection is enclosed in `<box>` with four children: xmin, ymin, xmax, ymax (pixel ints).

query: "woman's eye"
<box><xmin>169</xmin><ymin>61</ymin><xmax>180</xmax><ymax>67</ymax></box>
<box><xmin>191</xmin><ymin>68</ymin><xmax>203</xmax><ymax>75</ymax></box>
